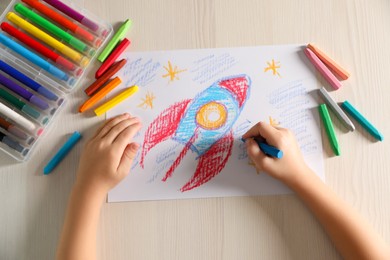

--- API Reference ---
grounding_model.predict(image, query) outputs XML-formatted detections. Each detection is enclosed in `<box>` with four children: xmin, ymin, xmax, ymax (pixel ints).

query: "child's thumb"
<box><xmin>118</xmin><ymin>142</ymin><xmax>140</xmax><ymax>176</ymax></box>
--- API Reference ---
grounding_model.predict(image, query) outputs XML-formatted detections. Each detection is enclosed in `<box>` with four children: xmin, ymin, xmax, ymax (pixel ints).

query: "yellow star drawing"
<box><xmin>138</xmin><ymin>91</ymin><xmax>156</xmax><ymax>109</ymax></box>
<box><xmin>264</xmin><ymin>59</ymin><xmax>281</xmax><ymax>77</ymax></box>
<box><xmin>269</xmin><ymin>116</ymin><xmax>280</xmax><ymax>126</ymax></box>
<box><xmin>248</xmin><ymin>160</ymin><xmax>261</xmax><ymax>174</ymax></box>
<box><xmin>162</xmin><ymin>61</ymin><xmax>187</xmax><ymax>82</ymax></box>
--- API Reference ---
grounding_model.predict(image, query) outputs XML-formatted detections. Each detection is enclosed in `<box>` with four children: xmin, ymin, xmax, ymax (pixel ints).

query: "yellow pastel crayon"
<box><xmin>94</xmin><ymin>86</ymin><xmax>139</xmax><ymax>116</ymax></box>
<box><xmin>6</xmin><ymin>12</ymin><xmax>89</xmax><ymax>67</ymax></box>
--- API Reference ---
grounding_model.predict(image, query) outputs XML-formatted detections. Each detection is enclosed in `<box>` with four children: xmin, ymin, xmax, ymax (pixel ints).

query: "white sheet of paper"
<box><xmin>106</xmin><ymin>44</ymin><xmax>324</xmax><ymax>202</ymax></box>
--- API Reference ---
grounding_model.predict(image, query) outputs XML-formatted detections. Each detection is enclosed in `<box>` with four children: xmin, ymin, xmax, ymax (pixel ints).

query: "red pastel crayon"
<box><xmin>95</xmin><ymin>38</ymin><xmax>130</xmax><ymax>78</ymax></box>
<box><xmin>85</xmin><ymin>59</ymin><xmax>127</xmax><ymax>96</ymax></box>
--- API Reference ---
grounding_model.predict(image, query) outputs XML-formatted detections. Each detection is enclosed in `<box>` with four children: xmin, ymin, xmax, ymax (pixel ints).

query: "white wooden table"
<box><xmin>1</xmin><ymin>0</ymin><xmax>389</xmax><ymax>259</ymax></box>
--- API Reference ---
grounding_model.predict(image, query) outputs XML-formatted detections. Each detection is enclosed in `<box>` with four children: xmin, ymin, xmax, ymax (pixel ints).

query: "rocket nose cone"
<box><xmin>218</xmin><ymin>75</ymin><xmax>250</xmax><ymax>108</ymax></box>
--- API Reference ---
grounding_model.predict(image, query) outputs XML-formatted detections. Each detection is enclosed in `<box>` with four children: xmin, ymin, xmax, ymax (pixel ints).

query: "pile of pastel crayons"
<box><xmin>304</xmin><ymin>43</ymin><xmax>384</xmax><ymax>156</ymax></box>
<box><xmin>0</xmin><ymin>0</ymin><xmax>112</xmax><ymax>161</ymax></box>
<box><xmin>79</xmin><ymin>19</ymin><xmax>139</xmax><ymax>116</ymax></box>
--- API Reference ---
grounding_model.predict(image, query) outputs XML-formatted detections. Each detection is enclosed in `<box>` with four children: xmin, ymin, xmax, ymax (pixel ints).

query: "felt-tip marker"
<box><xmin>0</xmin><ymin>59</ymin><xmax>59</xmax><ymax>101</ymax></box>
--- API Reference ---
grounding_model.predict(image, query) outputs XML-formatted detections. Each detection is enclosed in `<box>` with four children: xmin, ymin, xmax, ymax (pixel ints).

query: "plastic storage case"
<box><xmin>0</xmin><ymin>0</ymin><xmax>112</xmax><ymax>161</ymax></box>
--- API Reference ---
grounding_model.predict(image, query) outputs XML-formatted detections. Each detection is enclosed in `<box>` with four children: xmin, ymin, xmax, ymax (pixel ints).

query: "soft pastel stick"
<box><xmin>98</xmin><ymin>19</ymin><xmax>132</xmax><ymax>62</ymax></box>
<box><xmin>1</xmin><ymin>22</ymin><xmax>79</xmax><ymax>73</ymax></box>
<box><xmin>14</xmin><ymin>4</ymin><xmax>93</xmax><ymax>55</ymax></box>
<box><xmin>319</xmin><ymin>104</ymin><xmax>340</xmax><ymax>156</ymax></box>
<box><xmin>79</xmin><ymin>77</ymin><xmax>121</xmax><ymax>112</ymax></box>
<box><xmin>0</xmin><ymin>101</ymin><xmax>38</xmax><ymax>133</ymax></box>
<box><xmin>318</xmin><ymin>87</ymin><xmax>355</xmax><ymax>132</ymax></box>
<box><xmin>308</xmin><ymin>44</ymin><xmax>350</xmax><ymax>80</ymax></box>
<box><xmin>0</xmin><ymin>73</ymin><xmax>49</xmax><ymax>110</ymax></box>
<box><xmin>0</xmin><ymin>59</ymin><xmax>58</xmax><ymax>101</ymax></box>
<box><xmin>85</xmin><ymin>59</ymin><xmax>126</xmax><ymax>96</ymax></box>
<box><xmin>42</xmin><ymin>0</ymin><xmax>105</xmax><ymax>36</ymax></box>
<box><xmin>94</xmin><ymin>86</ymin><xmax>138</xmax><ymax>116</ymax></box>
<box><xmin>241</xmin><ymin>137</ymin><xmax>283</xmax><ymax>158</ymax></box>
<box><xmin>257</xmin><ymin>141</ymin><xmax>283</xmax><ymax>158</ymax></box>
<box><xmin>0</xmin><ymin>33</ymin><xmax>71</xmax><ymax>83</ymax></box>
<box><xmin>95</xmin><ymin>38</ymin><xmax>130</xmax><ymax>78</ymax></box>
<box><xmin>43</xmin><ymin>131</ymin><xmax>82</xmax><ymax>174</ymax></box>
<box><xmin>6</xmin><ymin>12</ymin><xmax>89</xmax><ymax>67</ymax></box>
<box><xmin>21</xmin><ymin>0</ymin><xmax>100</xmax><ymax>46</ymax></box>
<box><xmin>304</xmin><ymin>48</ymin><xmax>342</xmax><ymax>90</ymax></box>
<box><xmin>341</xmin><ymin>101</ymin><xmax>383</xmax><ymax>141</ymax></box>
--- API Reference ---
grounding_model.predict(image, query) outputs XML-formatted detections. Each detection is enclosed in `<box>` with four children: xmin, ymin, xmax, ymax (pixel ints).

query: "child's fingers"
<box><xmin>93</xmin><ymin>113</ymin><xmax>128</xmax><ymax>138</ymax></box>
<box><xmin>96</xmin><ymin>113</ymin><xmax>131</xmax><ymax>139</ymax></box>
<box><xmin>112</xmin><ymin>121</ymin><xmax>142</xmax><ymax>151</ymax></box>
<box><xmin>117</xmin><ymin>142</ymin><xmax>140</xmax><ymax>177</ymax></box>
<box><xmin>243</xmin><ymin>122</ymin><xmax>280</xmax><ymax>145</ymax></box>
<box><xmin>246</xmin><ymin>138</ymin><xmax>271</xmax><ymax>172</ymax></box>
<box><xmin>242</xmin><ymin>121</ymin><xmax>266</xmax><ymax>139</ymax></box>
<box><xmin>104</xmin><ymin>117</ymin><xmax>140</xmax><ymax>144</ymax></box>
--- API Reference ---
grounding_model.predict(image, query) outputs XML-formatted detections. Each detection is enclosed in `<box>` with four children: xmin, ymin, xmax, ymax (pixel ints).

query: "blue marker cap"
<box><xmin>44</xmin><ymin>131</ymin><xmax>82</xmax><ymax>175</ymax></box>
<box><xmin>37</xmin><ymin>87</ymin><xmax>58</xmax><ymax>101</ymax></box>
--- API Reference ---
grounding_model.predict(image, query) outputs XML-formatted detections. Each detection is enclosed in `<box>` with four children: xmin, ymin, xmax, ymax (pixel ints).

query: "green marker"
<box><xmin>14</xmin><ymin>4</ymin><xmax>92</xmax><ymax>55</ymax></box>
<box><xmin>98</xmin><ymin>19</ymin><xmax>132</xmax><ymax>62</ymax></box>
<box><xmin>319</xmin><ymin>104</ymin><xmax>340</xmax><ymax>156</ymax></box>
<box><xmin>0</xmin><ymin>88</ymin><xmax>40</xmax><ymax>119</ymax></box>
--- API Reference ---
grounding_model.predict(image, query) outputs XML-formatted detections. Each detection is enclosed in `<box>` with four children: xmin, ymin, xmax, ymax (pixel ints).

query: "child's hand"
<box><xmin>242</xmin><ymin>122</ymin><xmax>311</xmax><ymax>184</ymax></box>
<box><xmin>75</xmin><ymin>113</ymin><xmax>142</xmax><ymax>195</ymax></box>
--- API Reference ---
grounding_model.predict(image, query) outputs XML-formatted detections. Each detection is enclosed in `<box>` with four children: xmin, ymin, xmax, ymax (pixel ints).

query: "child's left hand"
<box><xmin>75</xmin><ymin>113</ymin><xmax>142</xmax><ymax>195</ymax></box>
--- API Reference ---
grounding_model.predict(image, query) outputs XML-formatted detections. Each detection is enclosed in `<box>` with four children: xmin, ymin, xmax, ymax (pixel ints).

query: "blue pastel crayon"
<box><xmin>44</xmin><ymin>131</ymin><xmax>82</xmax><ymax>174</ymax></box>
<box><xmin>341</xmin><ymin>100</ymin><xmax>384</xmax><ymax>141</ymax></box>
<box><xmin>241</xmin><ymin>138</ymin><xmax>283</xmax><ymax>158</ymax></box>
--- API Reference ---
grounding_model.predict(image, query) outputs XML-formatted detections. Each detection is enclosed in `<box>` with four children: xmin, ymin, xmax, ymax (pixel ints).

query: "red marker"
<box><xmin>1</xmin><ymin>22</ymin><xmax>81</xmax><ymax>75</ymax></box>
<box><xmin>95</xmin><ymin>38</ymin><xmax>130</xmax><ymax>79</ymax></box>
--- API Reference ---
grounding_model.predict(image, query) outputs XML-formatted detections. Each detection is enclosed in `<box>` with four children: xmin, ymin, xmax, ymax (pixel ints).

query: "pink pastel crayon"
<box><xmin>304</xmin><ymin>47</ymin><xmax>342</xmax><ymax>90</ymax></box>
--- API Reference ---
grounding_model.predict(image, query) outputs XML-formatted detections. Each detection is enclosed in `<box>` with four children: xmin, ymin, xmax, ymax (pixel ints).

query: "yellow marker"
<box><xmin>94</xmin><ymin>86</ymin><xmax>139</xmax><ymax>116</ymax></box>
<box><xmin>6</xmin><ymin>12</ymin><xmax>89</xmax><ymax>67</ymax></box>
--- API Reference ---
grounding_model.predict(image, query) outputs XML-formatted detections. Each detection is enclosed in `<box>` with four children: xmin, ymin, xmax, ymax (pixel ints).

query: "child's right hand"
<box><xmin>242</xmin><ymin>122</ymin><xmax>312</xmax><ymax>184</ymax></box>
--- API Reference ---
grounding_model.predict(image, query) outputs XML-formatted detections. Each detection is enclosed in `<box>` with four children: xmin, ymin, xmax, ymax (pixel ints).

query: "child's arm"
<box><xmin>56</xmin><ymin>113</ymin><xmax>141</xmax><ymax>260</ymax></box>
<box><xmin>243</xmin><ymin>122</ymin><xmax>390</xmax><ymax>260</ymax></box>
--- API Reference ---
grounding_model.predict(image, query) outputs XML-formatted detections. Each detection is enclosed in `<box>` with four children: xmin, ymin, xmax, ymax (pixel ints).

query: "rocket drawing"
<box><xmin>140</xmin><ymin>75</ymin><xmax>251</xmax><ymax>191</ymax></box>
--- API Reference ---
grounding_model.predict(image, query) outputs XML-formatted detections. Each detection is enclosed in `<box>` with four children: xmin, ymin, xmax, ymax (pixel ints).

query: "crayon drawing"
<box><xmin>269</xmin><ymin>116</ymin><xmax>280</xmax><ymax>126</ymax></box>
<box><xmin>264</xmin><ymin>59</ymin><xmax>281</xmax><ymax>77</ymax></box>
<box><xmin>162</xmin><ymin>61</ymin><xmax>187</xmax><ymax>82</ymax></box>
<box><xmin>140</xmin><ymin>75</ymin><xmax>250</xmax><ymax>191</ymax></box>
<box><xmin>138</xmin><ymin>91</ymin><xmax>156</xmax><ymax>109</ymax></box>
<box><xmin>107</xmin><ymin>45</ymin><xmax>324</xmax><ymax>202</ymax></box>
